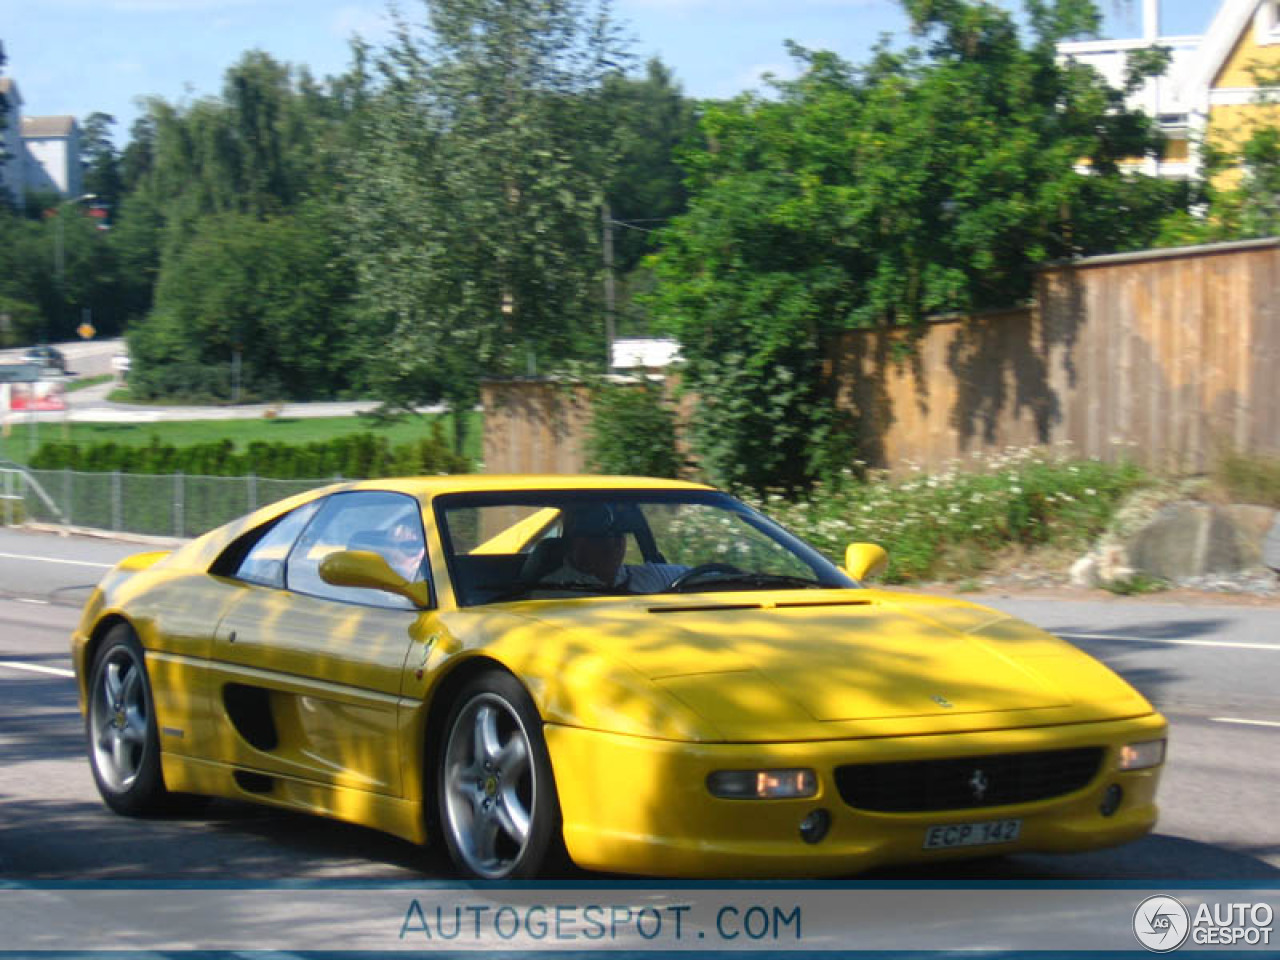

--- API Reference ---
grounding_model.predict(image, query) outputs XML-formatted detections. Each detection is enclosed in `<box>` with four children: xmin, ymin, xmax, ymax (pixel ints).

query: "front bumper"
<box><xmin>545</xmin><ymin>713</ymin><xmax>1166</xmax><ymax>878</ymax></box>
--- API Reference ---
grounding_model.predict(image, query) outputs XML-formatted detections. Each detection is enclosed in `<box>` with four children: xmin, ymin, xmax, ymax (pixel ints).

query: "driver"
<box><xmin>541</xmin><ymin>504</ymin><xmax>686</xmax><ymax>593</ymax></box>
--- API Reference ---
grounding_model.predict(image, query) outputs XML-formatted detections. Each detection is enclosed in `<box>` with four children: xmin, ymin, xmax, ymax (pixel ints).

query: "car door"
<box><xmin>208</xmin><ymin>490</ymin><xmax>430</xmax><ymax>797</ymax></box>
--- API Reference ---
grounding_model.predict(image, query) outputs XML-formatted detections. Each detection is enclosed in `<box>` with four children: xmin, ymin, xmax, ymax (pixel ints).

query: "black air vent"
<box><xmin>223</xmin><ymin>684</ymin><xmax>278</xmax><ymax>751</ymax></box>
<box><xmin>834</xmin><ymin>747</ymin><xmax>1104</xmax><ymax>813</ymax></box>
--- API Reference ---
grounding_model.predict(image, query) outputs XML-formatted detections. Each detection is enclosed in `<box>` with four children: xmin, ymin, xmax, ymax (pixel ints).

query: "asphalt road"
<box><xmin>1</xmin><ymin>527</ymin><xmax>1278</xmax><ymax>882</ymax></box>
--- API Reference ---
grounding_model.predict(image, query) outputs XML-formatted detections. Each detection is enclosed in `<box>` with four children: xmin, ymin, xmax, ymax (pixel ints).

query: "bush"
<box><xmin>748</xmin><ymin>449</ymin><xmax>1148</xmax><ymax>583</ymax></box>
<box><xmin>29</xmin><ymin>425</ymin><xmax>470</xmax><ymax>479</ymax></box>
<box><xmin>1214</xmin><ymin>452</ymin><xmax>1280</xmax><ymax>509</ymax></box>
<box><xmin>585</xmin><ymin>379</ymin><xmax>683</xmax><ymax>478</ymax></box>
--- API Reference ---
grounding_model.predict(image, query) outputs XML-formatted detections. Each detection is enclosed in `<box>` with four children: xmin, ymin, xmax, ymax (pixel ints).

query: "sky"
<box><xmin>1</xmin><ymin>0</ymin><xmax>1219</xmax><ymax>147</ymax></box>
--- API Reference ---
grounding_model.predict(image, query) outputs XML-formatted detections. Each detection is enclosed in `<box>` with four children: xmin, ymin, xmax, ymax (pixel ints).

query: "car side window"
<box><xmin>233</xmin><ymin>500</ymin><xmax>323</xmax><ymax>588</ymax></box>
<box><xmin>285</xmin><ymin>490</ymin><xmax>428</xmax><ymax>610</ymax></box>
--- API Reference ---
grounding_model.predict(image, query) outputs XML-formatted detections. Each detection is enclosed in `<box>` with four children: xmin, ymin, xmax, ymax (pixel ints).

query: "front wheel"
<box><xmin>437</xmin><ymin>670</ymin><xmax>563</xmax><ymax>879</ymax></box>
<box><xmin>86</xmin><ymin>624</ymin><xmax>169</xmax><ymax>815</ymax></box>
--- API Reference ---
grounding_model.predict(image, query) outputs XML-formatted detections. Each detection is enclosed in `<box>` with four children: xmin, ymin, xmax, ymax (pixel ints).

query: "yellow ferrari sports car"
<box><xmin>72</xmin><ymin>475</ymin><xmax>1167</xmax><ymax>880</ymax></box>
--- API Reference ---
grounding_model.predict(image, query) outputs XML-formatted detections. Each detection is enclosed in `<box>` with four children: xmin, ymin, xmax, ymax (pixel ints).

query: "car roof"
<box><xmin>344</xmin><ymin>474</ymin><xmax>715</xmax><ymax>498</ymax></box>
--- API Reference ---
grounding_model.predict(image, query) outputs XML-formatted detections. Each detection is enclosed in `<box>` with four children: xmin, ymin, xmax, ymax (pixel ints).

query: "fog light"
<box><xmin>1117</xmin><ymin>739</ymin><xmax>1166</xmax><ymax>771</ymax></box>
<box><xmin>1100</xmin><ymin>784</ymin><xmax>1123</xmax><ymax>817</ymax></box>
<box><xmin>707</xmin><ymin>768</ymin><xmax>818</xmax><ymax>799</ymax></box>
<box><xmin>799</xmin><ymin>809</ymin><xmax>831</xmax><ymax>844</ymax></box>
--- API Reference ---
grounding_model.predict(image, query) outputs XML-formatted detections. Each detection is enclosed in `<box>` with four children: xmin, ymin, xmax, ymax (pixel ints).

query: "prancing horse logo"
<box><xmin>968</xmin><ymin>769</ymin><xmax>990</xmax><ymax>802</ymax></box>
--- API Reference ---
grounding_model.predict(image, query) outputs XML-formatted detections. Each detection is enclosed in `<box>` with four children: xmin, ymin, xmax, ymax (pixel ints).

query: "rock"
<box><xmin>1096</xmin><ymin>544</ymin><xmax>1135</xmax><ymax>585</ymax></box>
<box><xmin>1128</xmin><ymin>504</ymin><xmax>1243</xmax><ymax>580</ymax></box>
<box><xmin>1265</xmin><ymin>515</ymin><xmax>1280</xmax><ymax>574</ymax></box>
<box><xmin>1224</xmin><ymin>505</ymin><xmax>1278</xmax><ymax>567</ymax></box>
<box><xmin>1069</xmin><ymin>554</ymin><xmax>1099</xmax><ymax>588</ymax></box>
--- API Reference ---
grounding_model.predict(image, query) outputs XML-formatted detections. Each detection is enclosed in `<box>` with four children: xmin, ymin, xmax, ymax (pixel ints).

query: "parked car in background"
<box><xmin>23</xmin><ymin>345</ymin><xmax>67</xmax><ymax>373</ymax></box>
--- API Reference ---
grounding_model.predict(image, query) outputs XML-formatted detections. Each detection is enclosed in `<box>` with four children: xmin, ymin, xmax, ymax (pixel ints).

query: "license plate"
<box><xmin>923</xmin><ymin>818</ymin><xmax>1022</xmax><ymax>849</ymax></box>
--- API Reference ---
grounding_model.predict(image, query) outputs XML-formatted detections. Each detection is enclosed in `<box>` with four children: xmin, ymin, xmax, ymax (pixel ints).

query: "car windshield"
<box><xmin>435</xmin><ymin>489</ymin><xmax>856</xmax><ymax>606</ymax></box>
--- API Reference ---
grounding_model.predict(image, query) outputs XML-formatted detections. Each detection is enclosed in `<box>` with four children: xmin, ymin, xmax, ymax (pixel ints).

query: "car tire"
<box><xmin>86</xmin><ymin>624</ymin><xmax>170</xmax><ymax>816</ymax></box>
<box><xmin>437</xmin><ymin>670</ymin><xmax>564</xmax><ymax>879</ymax></box>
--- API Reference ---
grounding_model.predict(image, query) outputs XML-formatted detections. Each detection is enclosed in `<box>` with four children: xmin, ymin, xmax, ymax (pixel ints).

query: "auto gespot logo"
<box><xmin>1133</xmin><ymin>895</ymin><xmax>1274</xmax><ymax>951</ymax></box>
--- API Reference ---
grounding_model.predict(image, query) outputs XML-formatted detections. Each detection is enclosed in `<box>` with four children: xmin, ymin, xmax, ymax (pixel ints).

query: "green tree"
<box><xmin>601</xmin><ymin>58</ymin><xmax>699</xmax><ymax>335</ymax></box>
<box><xmin>345</xmin><ymin>0</ymin><xmax>627</xmax><ymax>446</ymax></box>
<box><xmin>0</xmin><ymin>40</ymin><xmax>11</xmax><ymax>209</ymax></box>
<box><xmin>123</xmin><ymin>51</ymin><xmax>364</xmax><ymax>395</ymax></box>
<box><xmin>648</xmin><ymin>0</ymin><xmax>1188</xmax><ymax>492</ymax></box>
<box><xmin>585</xmin><ymin>379</ymin><xmax>682</xmax><ymax>477</ymax></box>
<box><xmin>128</xmin><ymin>202</ymin><xmax>358</xmax><ymax>402</ymax></box>
<box><xmin>81</xmin><ymin>112</ymin><xmax>125</xmax><ymax>212</ymax></box>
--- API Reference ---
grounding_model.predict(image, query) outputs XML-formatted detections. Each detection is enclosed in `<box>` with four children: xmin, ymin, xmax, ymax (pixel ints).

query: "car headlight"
<box><xmin>1117</xmin><ymin>739</ymin><xmax>1166</xmax><ymax>771</ymax></box>
<box><xmin>707</xmin><ymin>768</ymin><xmax>818</xmax><ymax>799</ymax></box>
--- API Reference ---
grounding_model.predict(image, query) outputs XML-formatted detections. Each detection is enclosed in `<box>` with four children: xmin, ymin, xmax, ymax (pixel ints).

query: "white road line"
<box><xmin>1211</xmin><ymin>717</ymin><xmax>1280</xmax><ymax>729</ymax></box>
<box><xmin>1058</xmin><ymin>633</ymin><xmax>1280</xmax><ymax>653</ymax></box>
<box><xmin>0</xmin><ymin>661</ymin><xmax>75</xmax><ymax>679</ymax></box>
<box><xmin>0</xmin><ymin>551</ymin><xmax>113</xmax><ymax>569</ymax></box>
<box><xmin>14</xmin><ymin>597</ymin><xmax>50</xmax><ymax>605</ymax></box>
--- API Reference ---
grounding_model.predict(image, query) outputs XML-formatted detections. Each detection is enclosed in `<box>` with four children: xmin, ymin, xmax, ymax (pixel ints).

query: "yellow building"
<box><xmin>1059</xmin><ymin>0</ymin><xmax>1280</xmax><ymax>182</ymax></box>
<box><xmin>1184</xmin><ymin>0</ymin><xmax>1280</xmax><ymax>181</ymax></box>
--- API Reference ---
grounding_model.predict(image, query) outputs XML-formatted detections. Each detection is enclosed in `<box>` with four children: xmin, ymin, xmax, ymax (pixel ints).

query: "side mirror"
<box><xmin>319</xmin><ymin>550</ymin><xmax>432</xmax><ymax>608</ymax></box>
<box><xmin>844</xmin><ymin>543</ymin><xmax>889</xmax><ymax>582</ymax></box>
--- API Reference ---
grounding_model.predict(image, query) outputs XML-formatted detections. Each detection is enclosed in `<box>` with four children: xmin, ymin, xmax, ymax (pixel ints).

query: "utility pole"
<box><xmin>602</xmin><ymin>202</ymin><xmax>616</xmax><ymax>374</ymax></box>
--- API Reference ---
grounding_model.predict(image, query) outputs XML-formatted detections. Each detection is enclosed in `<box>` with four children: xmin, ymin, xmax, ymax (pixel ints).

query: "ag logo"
<box><xmin>1133</xmin><ymin>895</ymin><xmax>1190</xmax><ymax>952</ymax></box>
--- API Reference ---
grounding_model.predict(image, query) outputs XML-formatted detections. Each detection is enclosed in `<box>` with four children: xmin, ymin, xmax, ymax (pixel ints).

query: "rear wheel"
<box><xmin>437</xmin><ymin>670</ymin><xmax>562</xmax><ymax>879</ymax></box>
<box><xmin>86</xmin><ymin>624</ymin><xmax>169</xmax><ymax>815</ymax></box>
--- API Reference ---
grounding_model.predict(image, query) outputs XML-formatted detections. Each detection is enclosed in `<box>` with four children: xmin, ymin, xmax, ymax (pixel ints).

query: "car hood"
<box><xmin>507</xmin><ymin>589</ymin><xmax>1153</xmax><ymax>741</ymax></box>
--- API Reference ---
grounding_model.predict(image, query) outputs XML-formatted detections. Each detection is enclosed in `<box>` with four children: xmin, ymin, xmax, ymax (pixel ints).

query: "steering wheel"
<box><xmin>667</xmin><ymin>563</ymin><xmax>741</xmax><ymax>591</ymax></box>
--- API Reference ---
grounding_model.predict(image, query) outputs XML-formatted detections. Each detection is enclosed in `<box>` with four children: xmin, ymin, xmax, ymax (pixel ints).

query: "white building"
<box><xmin>21</xmin><ymin>115</ymin><xmax>82</xmax><ymax>197</ymax></box>
<box><xmin>0</xmin><ymin>75</ymin><xmax>82</xmax><ymax>202</ymax></box>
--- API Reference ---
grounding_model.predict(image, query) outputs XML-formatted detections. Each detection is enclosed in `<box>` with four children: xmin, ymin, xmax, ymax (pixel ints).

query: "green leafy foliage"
<box><xmin>127</xmin><ymin>203</ymin><xmax>359</xmax><ymax>403</ymax></box>
<box><xmin>585</xmin><ymin>379</ymin><xmax>682</xmax><ymax>477</ymax></box>
<box><xmin>0</xmin><ymin>293</ymin><xmax>40</xmax><ymax>346</ymax></box>
<box><xmin>81</xmin><ymin>112</ymin><xmax>125</xmax><ymax>212</ymax></box>
<box><xmin>648</xmin><ymin>0</ymin><xmax>1188</xmax><ymax>492</ymax></box>
<box><xmin>344</xmin><ymin>0</ymin><xmax>627</xmax><ymax>440</ymax></box>
<box><xmin>750</xmin><ymin>450</ymin><xmax>1148</xmax><ymax>583</ymax></box>
<box><xmin>30</xmin><ymin>426</ymin><xmax>470</xmax><ymax>479</ymax></box>
<box><xmin>118</xmin><ymin>51</ymin><xmax>365</xmax><ymax>395</ymax></box>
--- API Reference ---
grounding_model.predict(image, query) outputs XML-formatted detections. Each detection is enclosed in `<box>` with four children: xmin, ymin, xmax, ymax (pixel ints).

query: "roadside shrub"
<box><xmin>585</xmin><ymin>379</ymin><xmax>683</xmax><ymax>478</ymax></box>
<box><xmin>29</xmin><ymin>423</ymin><xmax>470</xmax><ymax>479</ymax></box>
<box><xmin>748</xmin><ymin>449</ymin><xmax>1148</xmax><ymax>583</ymax></box>
<box><xmin>1214</xmin><ymin>452</ymin><xmax>1280</xmax><ymax>509</ymax></box>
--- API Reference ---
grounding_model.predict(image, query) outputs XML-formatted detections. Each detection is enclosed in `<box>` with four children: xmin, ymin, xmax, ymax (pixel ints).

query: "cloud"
<box><xmin>331</xmin><ymin>4</ymin><xmax>393</xmax><ymax>42</ymax></box>
<box><xmin>733</xmin><ymin>59</ymin><xmax>801</xmax><ymax>92</ymax></box>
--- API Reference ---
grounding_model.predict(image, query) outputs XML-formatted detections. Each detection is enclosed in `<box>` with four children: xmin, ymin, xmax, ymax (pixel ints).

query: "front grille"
<box><xmin>833</xmin><ymin>747</ymin><xmax>1104</xmax><ymax>813</ymax></box>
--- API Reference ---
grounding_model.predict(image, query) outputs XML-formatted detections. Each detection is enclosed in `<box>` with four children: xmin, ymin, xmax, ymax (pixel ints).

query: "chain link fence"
<box><xmin>1</xmin><ymin>464</ymin><xmax>340</xmax><ymax>538</ymax></box>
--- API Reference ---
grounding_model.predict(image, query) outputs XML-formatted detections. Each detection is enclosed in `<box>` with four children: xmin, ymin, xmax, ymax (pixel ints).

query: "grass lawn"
<box><xmin>0</xmin><ymin>410</ymin><xmax>484</xmax><ymax>467</ymax></box>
